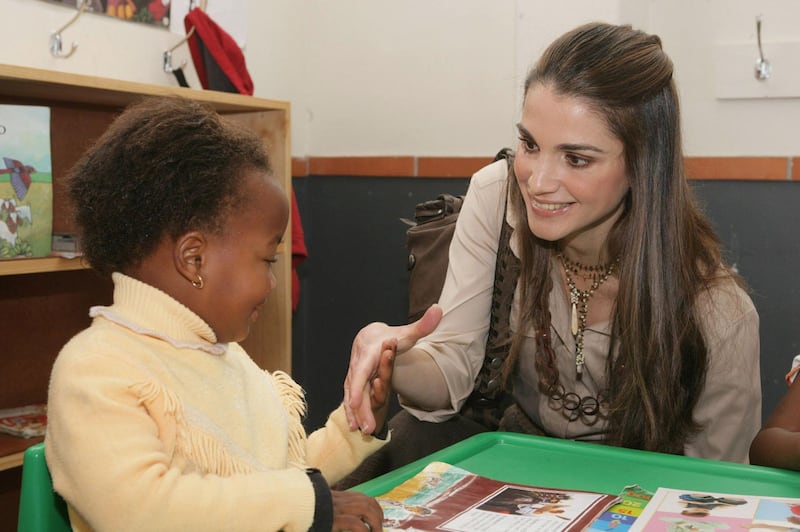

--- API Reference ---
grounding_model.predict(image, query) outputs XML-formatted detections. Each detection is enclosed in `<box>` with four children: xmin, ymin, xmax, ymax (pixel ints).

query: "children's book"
<box><xmin>629</xmin><ymin>487</ymin><xmax>800</xmax><ymax>532</ymax></box>
<box><xmin>376</xmin><ymin>461</ymin><xmax>620</xmax><ymax>532</ymax></box>
<box><xmin>587</xmin><ymin>485</ymin><xmax>653</xmax><ymax>532</ymax></box>
<box><xmin>0</xmin><ymin>403</ymin><xmax>47</xmax><ymax>438</ymax></box>
<box><xmin>0</xmin><ymin>104</ymin><xmax>53</xmax><ymax>259</ymax></box>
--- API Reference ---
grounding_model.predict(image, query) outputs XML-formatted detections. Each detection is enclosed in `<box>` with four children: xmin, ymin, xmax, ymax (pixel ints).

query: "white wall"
<box><xmin>1</xmin><ymin>0</ymin><xmax>202</xmax><ymax>88</ymax></box>
<box><xmin>2</xmin><ymin>0</ymin><xmax>799</xmax><ymax>157</ymax></box>
<box><xmin>649</xmin><ymin>0</ymin><xmax>800</xmax><ymax>156</ymax></box>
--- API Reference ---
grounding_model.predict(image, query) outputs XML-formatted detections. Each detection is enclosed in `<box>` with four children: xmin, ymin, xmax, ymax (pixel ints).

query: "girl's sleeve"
<box><xmin>785</xmin><ymin>354</ymin><xmax>800</xmax><ymax>385</ymax></box>
<box><xmin>304</xmin><ymin>405</ymin><xmax>388</xmax><ymax>484</ymax></box>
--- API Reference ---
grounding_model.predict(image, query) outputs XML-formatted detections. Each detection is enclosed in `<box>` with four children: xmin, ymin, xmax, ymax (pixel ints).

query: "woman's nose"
<box><xmin>526</xmin><ymin>163</ymin><xmax>559</xmax><ymax>195</ymax></box>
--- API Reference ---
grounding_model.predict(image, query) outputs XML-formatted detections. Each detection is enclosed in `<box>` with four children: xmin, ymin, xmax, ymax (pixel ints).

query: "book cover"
<box><xmin>0</xmin><ymin>403</ymin><xmax>47</xmax><ymax>438</ymax></box>
<box><xmin>587</xmin><ymin>485</ymin><xmax>653</xmax><ymax>532</ymax></box>
<box><xmin>629</xmin><ymin>487</ymin><xmax>800</xmax><ymax>532</ymax></box>
<box><xmin>377</xmin><ymin>461</ymin><xmax>620</xmax><ymax>531</ymax></box>
<box><xmin>0</xmin><ymin>104</ymin><xmax>53</xmax><ymax>259</ymax></box>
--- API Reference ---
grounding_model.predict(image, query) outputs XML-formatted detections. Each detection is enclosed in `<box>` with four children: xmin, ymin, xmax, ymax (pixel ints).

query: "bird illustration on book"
<box><xmin>1</xmin><ymin>157</ymin><xmax>35</xmax><ymax>200</ymax></box>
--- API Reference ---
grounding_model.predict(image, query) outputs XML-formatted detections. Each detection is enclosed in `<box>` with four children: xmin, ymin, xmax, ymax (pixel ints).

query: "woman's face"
<box><xmin>513</xmin><ymin>83</ymin><xmax>629</xmax><ymax>258</ymax></box>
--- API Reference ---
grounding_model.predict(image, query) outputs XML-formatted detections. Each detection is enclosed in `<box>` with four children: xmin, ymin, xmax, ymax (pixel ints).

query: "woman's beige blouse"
<box><xmin>407</xmin><ymin>160</ymin><xmax>761</xmax><ymax>464</ymax></box>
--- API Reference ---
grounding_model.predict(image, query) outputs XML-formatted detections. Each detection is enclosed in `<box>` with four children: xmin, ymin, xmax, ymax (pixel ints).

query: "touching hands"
<box><xmin>331</xmin><ymin>490</ymin><xmax>383</xmax><ymax>532</ymax></box>
<box><xmin>367</xmin><ymin>344</ymin><xmax>395</xmax><ymax>437</ymax></box>
<box><xmin>344</xmin><ymin>304</ymin><xmax>443</xmax><ymax>433</ymax></box>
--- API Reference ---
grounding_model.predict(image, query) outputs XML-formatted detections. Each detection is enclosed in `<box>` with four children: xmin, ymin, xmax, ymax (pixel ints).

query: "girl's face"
<box><xmin>197</xmin><ymin>169</ymin><xmax>289</xmax><ymax>343</ymax></box>
<box><xmin>513</xmin><ymin>83</ymin><xmax>629</xmax><ymax>258</ymax></box>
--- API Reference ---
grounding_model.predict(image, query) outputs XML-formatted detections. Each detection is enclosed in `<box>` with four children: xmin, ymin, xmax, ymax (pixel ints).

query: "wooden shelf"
<box><xmin>0</xmin><ymin>435</ymin><xmax>42</xmax><ymax>471</ymax></box>
<box><xmin>0</xmin><ymin>451</ymin><xmax>24</xmax><ymax>471</ymax></box>
<box><xmin>0</xmin><ymin>62</ymin><xmax>293</xmax><ymax>503</ymax></box>
<box><xmin>0</xmin><ymin>64</ymin><xmax>289</xmax><ymax>114</ymax></box>
<box><xmin>0</xmin><ymin>256</ymin><xmax>88</xmax><ymax>276</ymax></box>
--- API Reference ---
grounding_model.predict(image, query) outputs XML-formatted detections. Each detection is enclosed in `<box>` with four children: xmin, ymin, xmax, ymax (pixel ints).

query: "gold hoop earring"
<box><xmin>191</xmin><ymin>275</ymin><xmax>204</xmax><ymax>289</ymax></box>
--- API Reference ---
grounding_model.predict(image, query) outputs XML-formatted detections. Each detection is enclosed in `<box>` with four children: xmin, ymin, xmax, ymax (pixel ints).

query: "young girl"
<box><xmin>342</xmin><ymin>22</ymin><xmax>760</xmax><ymax>484</ymax></box>
<box><xmin>45</xmin><ymin>97</ymin><xmax>391</xmax><ymax>532</ymax></box>
<box><xmin>750</xmin><ymin>355</ymin><xmax>800</xmax><ymax>470</ymax></box>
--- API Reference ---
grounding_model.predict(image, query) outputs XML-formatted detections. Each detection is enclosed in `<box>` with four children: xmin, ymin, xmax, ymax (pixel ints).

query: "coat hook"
<box><xmin>189</xmin><ymin>0</ymin><xmax>208</xmax><ymax>11</ymax></box>
<box><xmin>50</xmin><ymin>0</ymin><xmax>89</xmax><ymax>58</ymax></box>
<box><xmin>163</xmin><ymin>26</ymin><xmax>196</xmax><ymax>73</ymax></box>
<box><xmin>754</xmin><ymin>15</ymin><xmax>771</xmax><ymax>81</ymax></box>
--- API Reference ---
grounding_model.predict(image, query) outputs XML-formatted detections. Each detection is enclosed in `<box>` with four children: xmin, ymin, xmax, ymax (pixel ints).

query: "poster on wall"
<box><xmin>40</xmin><ymin>0</ymin><xmax>172</xmax><ymax>28</ymax></box>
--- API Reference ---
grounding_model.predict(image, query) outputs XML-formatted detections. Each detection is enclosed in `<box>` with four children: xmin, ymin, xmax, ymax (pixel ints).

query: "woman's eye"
<box><xmin>518</xmin><ymin>137</ymin><xmax>538</xmax><ymax>153</ymax></box>
<box><xmin>566</xmin><ymin>153</ymin><xmax>590</xmax><ymax>167</ymax></box>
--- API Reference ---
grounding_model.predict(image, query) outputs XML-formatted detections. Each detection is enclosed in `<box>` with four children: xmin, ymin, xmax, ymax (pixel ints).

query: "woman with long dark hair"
<box><xmin>342</xmin><ymin>22</ymin><xmax>760</xmax><ymax>484</ymax></box>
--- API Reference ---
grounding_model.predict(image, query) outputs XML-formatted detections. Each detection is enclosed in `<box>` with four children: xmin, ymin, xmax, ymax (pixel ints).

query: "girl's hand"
<box><xmin>331</xmin><ymin>490</ymin><xmax>383</xmax><ymax>532</ymax></box>
<box><xmin>367</xmin><ymin>344</ymin><xmax>395</xmax><ymax>436</ymax></box>
<box><xmin>343</xmin><ymin>305</ymin><xmax>443</xmax><ymax>433</ymax></box>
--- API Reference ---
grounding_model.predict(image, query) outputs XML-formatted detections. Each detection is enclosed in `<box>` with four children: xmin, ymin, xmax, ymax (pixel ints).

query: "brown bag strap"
<box><xmin>473</xmin><ymin>154</ymin><xmax>520</xmax><ymax>401</ymax></box>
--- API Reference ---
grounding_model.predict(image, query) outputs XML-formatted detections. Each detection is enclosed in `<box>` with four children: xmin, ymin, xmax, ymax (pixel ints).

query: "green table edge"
<box><xmin>353</xmin><ymin>432</ymin><xmax>800</xmax><ymax>498</ymax></box>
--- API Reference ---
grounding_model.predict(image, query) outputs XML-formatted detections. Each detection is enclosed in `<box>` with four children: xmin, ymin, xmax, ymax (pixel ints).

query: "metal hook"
<box><xmin>50</xmin><ymin>0</ymin><xmax>89</xmax><ymax>59</ymax></box>
<box><xmin>754</xmin><ymin>15</ymin><xmax>771</xmax><ymax>81</ymax></box>
<box><xmin>188</xmin><ymin>0</ymin><xmax>208</xmax><ymax>11</ymax></box>
<box><xmin>163</xmin><ymin>26</ymin><xmax>196</xmax><ymax>73</ymax></box>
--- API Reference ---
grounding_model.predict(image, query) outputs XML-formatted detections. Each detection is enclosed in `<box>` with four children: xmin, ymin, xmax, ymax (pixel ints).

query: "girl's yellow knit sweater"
<box><xmin>45</xmin><ymin>273</ymin><xmax>386</xmax><ymax>531</ymax></box>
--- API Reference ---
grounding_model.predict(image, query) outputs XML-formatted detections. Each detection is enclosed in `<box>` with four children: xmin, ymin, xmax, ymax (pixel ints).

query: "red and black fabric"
<box><xmin>290</xmin><ymin>190</ymin><xmax>308</xmax><ymax>312</ymax></box>
<box><xmin>184</xmin><ymin>8</ymin><xmax>254</xmax><ymax>95</ymax></box>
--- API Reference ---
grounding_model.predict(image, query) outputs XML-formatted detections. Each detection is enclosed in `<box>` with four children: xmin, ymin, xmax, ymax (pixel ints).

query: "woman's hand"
<box><xmin>331</xmin><ymin>490</ymin><xmax>383</xmax><ymax>532</ymax></box>
<box><xmin>344</xmin><ymin>305</ymin><xmax>443</xmax><ymax>433</ymax></box>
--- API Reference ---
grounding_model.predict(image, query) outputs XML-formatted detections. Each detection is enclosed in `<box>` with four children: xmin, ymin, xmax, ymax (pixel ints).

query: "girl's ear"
<box><xmin>174</xmin><ymin>231</ymin><xmax>206</xmax><ymax>285</ymax></box>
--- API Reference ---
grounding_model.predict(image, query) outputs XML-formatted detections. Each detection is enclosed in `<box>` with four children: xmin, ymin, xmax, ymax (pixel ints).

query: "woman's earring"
<box><xmin>191</xmin><ymin>275</ymin><xmax>204</xmax><ymax>289</ymax></box>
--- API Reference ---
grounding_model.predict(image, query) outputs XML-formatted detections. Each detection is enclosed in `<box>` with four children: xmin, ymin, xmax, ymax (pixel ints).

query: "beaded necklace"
<box><xmin>557</xmin><ymin>253</ymin><xmax>619</xmax><ymax>377</ymax></box>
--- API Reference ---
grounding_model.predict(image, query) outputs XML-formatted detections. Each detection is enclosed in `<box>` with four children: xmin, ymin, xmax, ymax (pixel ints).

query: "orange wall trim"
<box><xmin>310</xmin><ymin>156</ymin><xmax>415</xmax><ymax>177</ymax></box>
<box><xmin>417</xmin><ymin>157</ymin><xmax>494</xmax><ymax>178</ymax></box>
<box><xmin>684</xmin><ymin>157</ymin><xmax>788</xmax><ymax>181</ymax></box>
<box><xmin>291</xmin><ymin>157</ymin><xmax>309</xmax><ymax>178</ymax></box>
<box><xmin>293</xmin><ymin>156</ymin><xmax>798</xmax><ymax>181</ymax></box>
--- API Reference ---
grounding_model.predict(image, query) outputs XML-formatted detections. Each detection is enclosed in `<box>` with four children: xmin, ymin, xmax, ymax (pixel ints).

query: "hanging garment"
<box><xmin>184</xmin><ymin>8</ymin><xmax>254</xmax><ymax>95</ymax></box>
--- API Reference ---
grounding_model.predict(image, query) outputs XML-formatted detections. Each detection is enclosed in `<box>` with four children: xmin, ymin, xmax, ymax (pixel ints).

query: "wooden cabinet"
<box><xmin>0</xmin><ymin>64</ymin><xmax>292</xmax><ymax>471</ymax></box>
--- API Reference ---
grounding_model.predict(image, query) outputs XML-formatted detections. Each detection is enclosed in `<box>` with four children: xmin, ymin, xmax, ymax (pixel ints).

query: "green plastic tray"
<box><xmin>354</xmin><ymin>432</ymin><xmax>800</xmax><ymax>498</ymax></box>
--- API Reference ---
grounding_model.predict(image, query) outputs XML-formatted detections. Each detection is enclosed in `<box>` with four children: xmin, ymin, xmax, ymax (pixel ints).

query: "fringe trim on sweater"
<box><xmin>130</xmin><ymin>380</ymin><xmax>256</xmax><ymax>477</ymax></box>
<box><xmin>271</xmin><ymin>370</ymin><xmax>308</xmax><ymax>467</ymax></box>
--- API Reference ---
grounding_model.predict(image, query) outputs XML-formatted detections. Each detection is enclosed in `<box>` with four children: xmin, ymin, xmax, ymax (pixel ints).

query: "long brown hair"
<box><xmin>505</xmin><ymin>23</ymin><xmax>736</xmax><ymax>453</ymax></box>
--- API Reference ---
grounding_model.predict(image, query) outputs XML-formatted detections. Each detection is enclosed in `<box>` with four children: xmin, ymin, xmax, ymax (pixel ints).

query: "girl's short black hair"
<box><xmin>67</xmin><ymin>96</ymin><xmax>271</xmax><ymax>276</ymax></box>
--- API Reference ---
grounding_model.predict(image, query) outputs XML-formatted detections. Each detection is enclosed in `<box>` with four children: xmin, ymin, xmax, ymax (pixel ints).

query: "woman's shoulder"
<box><xmin>694</xmin><ymin>273</ymin><xmax>758</xmax><ymax>347</ymax></box>
<box><xmin>695</xmin><ymin>273</ymin><xmax>755</xmax><ymax>315</ymax></box>
<box><xmin>463</xmin><ymin>159</ymin><xmax>510</xmax><ymax>225</ymax></box>
<box><xmin>469</xmin><ymin>158</ymin><xmax>510</xmax><ymax>190</ymax></box>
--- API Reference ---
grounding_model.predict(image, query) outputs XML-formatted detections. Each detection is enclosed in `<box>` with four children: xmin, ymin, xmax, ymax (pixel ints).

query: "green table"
<box><xmin>354</xmin><ymin>432</ymin><xmax>800</xmax><ymax>498</ymax></box>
